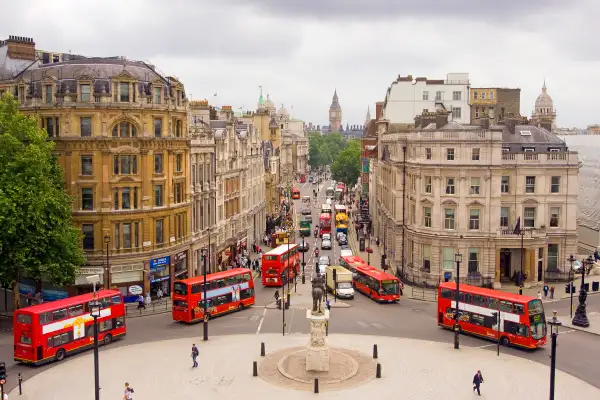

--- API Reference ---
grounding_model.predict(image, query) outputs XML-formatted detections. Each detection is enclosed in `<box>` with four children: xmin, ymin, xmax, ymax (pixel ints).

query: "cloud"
<box><xmin>231</xmin><ymin>0</ymin><xmax>568</xmax><ymax>21</ymax></box>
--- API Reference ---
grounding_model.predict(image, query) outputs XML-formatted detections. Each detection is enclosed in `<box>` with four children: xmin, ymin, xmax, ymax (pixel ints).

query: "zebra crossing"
<box><xmin>355</xmin><ymin>320</ymin><xmax>388</xmax><ymax>329</ymax></box>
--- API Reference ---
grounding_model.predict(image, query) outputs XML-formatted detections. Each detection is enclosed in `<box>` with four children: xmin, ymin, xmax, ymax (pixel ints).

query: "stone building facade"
<box><xmin>0</xmin><ymin>37</ymin><xmax>191</xmax><ymax>297</ymax></box>
<box><xmin>470</xmin><ymin>88</ymin><xmax>520</xmax><ymax>125</ymax></box>
<box><xmin>375</xmin><ymin>111</ymin><xmax>579</xmax><ymax>288</ymax></box>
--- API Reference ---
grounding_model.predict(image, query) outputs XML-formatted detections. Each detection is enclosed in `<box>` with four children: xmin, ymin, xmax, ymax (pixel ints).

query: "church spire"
<box><xmin>365</xmin><ymin>106</ymin><xmax>371</xmax><ymax>123</ymax></box>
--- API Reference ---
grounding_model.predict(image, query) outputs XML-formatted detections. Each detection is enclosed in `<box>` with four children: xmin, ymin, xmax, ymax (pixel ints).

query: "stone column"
<box><xmin>305</xmin><ymin>309</ymin><xmax>330</xmax><ymax>372</ymax></box>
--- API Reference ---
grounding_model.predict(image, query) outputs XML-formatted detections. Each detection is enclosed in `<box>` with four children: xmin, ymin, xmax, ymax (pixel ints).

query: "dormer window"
<box><xmin>524</xmin><ymin>148</ymin><xmax>535</xmax><ymax>152</ymax></box>
<box><xmin>153</xmin><ymin>87</ymin><xmax>161</xmax><ymax>104</ymax></box>
<box><xmin>120</xmin><ymin>82</ymin><xmax>130</xmax><ymax>102</ymax></box>
<box><xmin>520</xmin><ymin>130</ymin><xmax>531</xmax><ymax>136</ymax></box>
<box><xmin>502</xmin><ymin>147</ymin><xmax>509</xmax><ymax>153</ymax></box>
<box><xmin>44</xmin><ymin>84</ymin><xmax>53</xmax><ymax>104</ymax></box>
<box><xmin>80</xmin><ymin>84</ymin><xmax>91</xmax><ymax>102</ymax></box>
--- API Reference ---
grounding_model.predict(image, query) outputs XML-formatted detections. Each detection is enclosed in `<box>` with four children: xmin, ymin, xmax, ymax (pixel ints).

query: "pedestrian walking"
<box><xmin>472</xmin><ymin>370</ymin><xmax>484</xmax><ymax>396</ymax></box>
<box><xmin>123</xmin><ymin>382</ymin><xmax>135</xmax><ymax>399</ymax></box>
<box><xmin>543</xmin><ymin>284</ymin><xmax>549</xmax><ymax>298</ymax></box>
<box><xmin>550</xmin><ymin>285</ymin><xmax>555</xmax><ymax>299</ymax></box>
<box><xmin>191</xmin><ymin>343</ymin><xmax>199</xmax><ymax>368</ymax></box>
<box><xmin>157</xmin><ymin>288</ymin><xmax>163</xmax><ymax>300</ymax></box>
<box><xmin>136</xmin><ymin>294</ymin><xmax>145</xmax><ymax>310</ymax></box>
<box><xmin>145</xmin><ymin>292</ymin><xmax>151</xmax><ymax>307</ymax></box>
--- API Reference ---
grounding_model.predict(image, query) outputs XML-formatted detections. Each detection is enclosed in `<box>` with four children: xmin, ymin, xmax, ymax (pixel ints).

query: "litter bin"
<box><xmin>565</xmin><ymin>283</ymin><xmax>570</xmax><ymax>294</ymax></box>
<box><xmin>592</xmin><ymin>281</ymin><xmax>599</xmax><ymax>292</ymax></box>
<box><xmin>359</xmin><ymin>237</ymin><xmax>365</xmax><ymax>252</ymax></box>
<box><xmin>583</xmin><ymin>283</ymin><xmax>590</xmax><ymax>292</ymax></box>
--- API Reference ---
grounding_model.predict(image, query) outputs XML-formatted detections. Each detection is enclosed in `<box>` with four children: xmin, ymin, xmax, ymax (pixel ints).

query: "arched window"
<box><xmin>112</xmin><ymin>121</ymin><xmax>137</xmax><ymax>138</ymax></box>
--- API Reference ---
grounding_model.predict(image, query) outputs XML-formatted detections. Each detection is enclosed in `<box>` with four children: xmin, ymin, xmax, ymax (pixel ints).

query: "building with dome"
<box><xmin>531</xmin><ymin>81</ymin><xmax>557</xmax><ymax>132</ymax></box>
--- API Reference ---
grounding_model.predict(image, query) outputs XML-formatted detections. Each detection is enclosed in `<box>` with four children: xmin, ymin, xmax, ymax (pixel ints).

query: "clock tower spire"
<box><xmin>329</xmin><ymin>89</ymin><xmax>342</xmax><ymax>132</ymax></box>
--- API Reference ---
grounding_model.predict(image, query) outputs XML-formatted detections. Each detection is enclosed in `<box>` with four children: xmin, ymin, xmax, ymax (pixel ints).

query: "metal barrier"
<box><xmin>410</xmin><ymin>287</ymin><xmax>437</xmax><ymax>302</ymax></box>
<box><xmin>126</xmin><ymin>299</ymin><xmax>171</xmax><ymax>317</ymax></box>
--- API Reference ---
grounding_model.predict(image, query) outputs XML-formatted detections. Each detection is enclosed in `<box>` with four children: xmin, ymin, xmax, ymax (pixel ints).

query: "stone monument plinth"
<box><xmin>305</xmin><ymin>309</ymin><xmax>330</xmax><ymax>372</ymax></box>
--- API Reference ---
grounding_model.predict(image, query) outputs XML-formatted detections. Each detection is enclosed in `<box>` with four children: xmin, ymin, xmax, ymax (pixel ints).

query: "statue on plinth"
<box><xmin>311</xmin><ymin>275</ymin><xmax>325</xmax><ymax>314</ymax></box>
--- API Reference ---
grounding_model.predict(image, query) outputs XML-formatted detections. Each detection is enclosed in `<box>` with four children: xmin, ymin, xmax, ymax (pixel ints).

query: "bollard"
<box><xmin>373</xmin><ymin>344</ymin><xmax>378</xmax><ymax>359</ymax></box>
<box><xmin>376</xmin><ymin>363</ymin><xmax>382</xmax><ymax>378</ymax></box>
<box><xmin>314</xmin><ymin>378</ymin><xmax>319</xmax><ymax>393</ymax></box>
<box><xmin>261</xmin><ymin>342</ymin><xmax>265</xmax><ymax>357</ymax></box>
<box><xmin>253</xmin><ymin>361</ymin><xmax>258</xmax><ymax>377</ymax></box>
<box><xmin>18</xmin><ymin>373</ymin><xmax>23</xmax><ymax>395</ymax></box>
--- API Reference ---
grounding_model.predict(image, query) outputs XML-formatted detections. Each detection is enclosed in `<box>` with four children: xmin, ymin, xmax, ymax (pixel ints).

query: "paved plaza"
<box><xmin>11</xmin><ymin>333</ymin><xmax>600</xmax><ymax>399</ymax></box>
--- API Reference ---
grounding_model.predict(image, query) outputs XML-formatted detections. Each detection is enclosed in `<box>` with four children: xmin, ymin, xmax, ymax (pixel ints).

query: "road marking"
<box><xmin>560</xmin><ymin>329</ymin><xmax>576</xmax><ymax>334</ymax></box>
<box><xmin>256</xmin><ymin>307</ymin><xmax>267</xmax><ymax>334</ymax></box>
<box><xmin>476</xmin><ymin>344</ymin><xmax>497</xmax><ymax>349</ymax></box>
<box><xmin>371</xmin><ymin>322</ymin><xmax>386</xmax><ymax>329</ymax></box>
<box><xmin>356</xmin><ymin>320</ymin><xmax>370</xmax><ymax>328</ymax></box>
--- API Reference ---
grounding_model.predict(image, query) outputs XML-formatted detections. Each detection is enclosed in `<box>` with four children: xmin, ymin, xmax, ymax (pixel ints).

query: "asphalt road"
<box><xmin>1</xmin><ymin>177</ymin><xmax>600</xmax><ymax>393</ymax></box>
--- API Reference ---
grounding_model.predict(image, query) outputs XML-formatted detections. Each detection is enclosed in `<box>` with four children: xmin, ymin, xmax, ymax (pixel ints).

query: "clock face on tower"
<box><xmin>330</xmin><ymin>111</ymin><xmax>335</xmax><ymax>119</ymax></box>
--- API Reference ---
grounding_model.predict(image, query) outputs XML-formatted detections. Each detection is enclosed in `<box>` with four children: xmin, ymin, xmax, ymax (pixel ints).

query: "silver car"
<box><xmin>321</xmin><ymin>239</ymin><xmax>332</xmax><ymax>250</ymax></box>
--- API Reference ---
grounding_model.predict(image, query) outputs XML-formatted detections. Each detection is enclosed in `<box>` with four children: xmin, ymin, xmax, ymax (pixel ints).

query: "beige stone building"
<box><xmin>0</xmin><ymin>36</ymin><xmax>191</xmax><ymax>297</ymax></box>
<box><xmin>375</xmin><ymin>112</ymin><xmax>579</xmax><ymax>288</ymax></box>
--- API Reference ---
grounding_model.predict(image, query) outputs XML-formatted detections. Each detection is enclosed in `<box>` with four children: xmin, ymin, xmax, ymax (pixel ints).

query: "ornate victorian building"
<box><xmin>375</xmin><ymin>111</ymin><xmax>579</xmax><ymax>288</ymax></box>
<box><xmin>531</xmin><ymin>81</ymin><xmax>557</xmax><ymax>132</ymax></box>
<box><xmin>0</xmin><ymin>36</ymin><xmax>191</xmax><ymax>297</ymax></box>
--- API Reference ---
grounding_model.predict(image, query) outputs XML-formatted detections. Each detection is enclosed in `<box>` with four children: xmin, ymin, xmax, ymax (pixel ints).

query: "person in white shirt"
<box><xmin>157</xmin><ymin>288</ymin><xmax>163</xmax><ymax>300</ymax></box>
<box><xmin>123</xmin><ymin>382</ymin><xmax>134</xmax><ymax>399</ymax></box>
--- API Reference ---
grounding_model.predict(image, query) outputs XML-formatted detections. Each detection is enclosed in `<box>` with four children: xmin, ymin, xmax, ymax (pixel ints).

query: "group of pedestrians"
<box><xmin>136</xmin><ymin>288</ymin><xmax>163</xmax><ymax>310</ymax></box>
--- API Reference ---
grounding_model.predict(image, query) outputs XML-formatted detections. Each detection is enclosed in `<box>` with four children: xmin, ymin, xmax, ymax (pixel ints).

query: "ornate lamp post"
<box><xmin>568</xmin><ymin>254</ymin><xmax>575</xmax><ymax>318</ymax></box>
<box><xmin>103</xmin><ymin>234</ymin><xmax>110</xmax><ymax>289</ymax></box>
<box><xmin>572</xmin><ymin>255</ymin><xmax>593</xmax><ymax>327</ymax></box>
<box><xmin>454</xmin><ymin>251</ymin><xmax>462</xmax><ymax>350</ymax></box>
<box><xmin>548</xmin><ymin>311</ymin><xmax>562</xmax><ymax>400</ymax></box>
<box><xmin>89</xmin><ymin>294</ymin><xmax>102</xmax><ymax>400</ymax></box>
<box><xmin>519</xmin><ymin>230</ymin><xmax>525</xmax><ymax>295</ymax></box>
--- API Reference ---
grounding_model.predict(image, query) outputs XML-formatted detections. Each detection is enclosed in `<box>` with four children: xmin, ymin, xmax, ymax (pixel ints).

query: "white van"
<box><xmin>340</xmin><ymin>249</ymin><xmax>353</xmax><ymax>258</ymax></box>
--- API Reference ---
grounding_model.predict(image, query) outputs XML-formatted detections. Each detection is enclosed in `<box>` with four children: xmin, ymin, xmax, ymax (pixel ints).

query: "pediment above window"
<box><xmin>420</xmin><ymin>197</ymin><xmax>434</xmax><ymax>205</ymax></box>
<box><xmin>113</xmin><ymin>146</ymin><xmax>139</xmax><ymax>154</ymax></box>
<box><xmin>467</xmin><ymin>200</ymin><xmax>485</xmax><ymax>207</ymax></box>
<box><xmin>112</xmin><ymin>70</ymin><xmax>136</xmax><ymax>81</ymax></box>
<box><xmin>76</xmin><ymin>75</ymin><xmax>94</xmax><ymax>83</ymax></box>
<box><xmin>441</xmin><ymin>199</ymin><xmax>457</xmax><ymax>205</ymax></box>
<box><xmin>522</xmin><ymin>198</ymin><xmax>538</xmax><ymax>204</ymax></box>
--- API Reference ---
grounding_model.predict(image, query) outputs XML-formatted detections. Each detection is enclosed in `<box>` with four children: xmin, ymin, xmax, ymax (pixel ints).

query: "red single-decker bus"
<box><xmin>437</xmin><ymin>282</ymin><xmax>547</xmax><ymax>349</ymax></box>
<box><xmin>262</xmin><ymin>244</ymin><xmax>300</xmax><ymax>287</ymax></box>
<box><xmin>14</xmin><ymin>290</ymin><xmax>126</xmax><ymax>365</ymax></box>
<box><xmin>340</xmin><ymin>256</ymin><xmax>401</xmax><ymax>302</ymax></box>
<box><xmin>172</xmin><ymin>268</ymin><xmax>255</xmax><ymax>323</ymax></box>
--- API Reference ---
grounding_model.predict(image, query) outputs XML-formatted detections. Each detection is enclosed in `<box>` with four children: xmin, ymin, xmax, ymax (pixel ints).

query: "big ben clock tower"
<box><xmin>329</xmin><ymin>89</ymin><xmax>342</xmax><ymax>132</ymax></box>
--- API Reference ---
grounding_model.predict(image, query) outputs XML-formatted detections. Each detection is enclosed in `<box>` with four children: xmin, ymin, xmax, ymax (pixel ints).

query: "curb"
<box><xmin>559</xmin><ymin>320</ymin><xmax>600</xmax><ymax>337</ymax></box>
<box><xmin>265</xmin><ymin>301</ymin><xmax>351</xmax><ymax>310</ymax></box>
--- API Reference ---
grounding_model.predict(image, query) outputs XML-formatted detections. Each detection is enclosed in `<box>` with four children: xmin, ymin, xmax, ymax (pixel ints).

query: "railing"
<box><xmin>501</xmin><ymin>152</ymin><xmax>578</xmax><ymax>165</ymax></box>
<box><xmin>410</xmin><ymin>287</ymin><xmax>438</xmax><ymax>302</ymax></box>
<box><xmin>125</xmin><ymin>298</ymin><xmax>171</xmax><ymax>317</ymax></box>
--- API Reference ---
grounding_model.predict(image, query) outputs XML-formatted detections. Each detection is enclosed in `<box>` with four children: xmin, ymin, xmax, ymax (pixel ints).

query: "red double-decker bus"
<box><xmin>13</xmin><ymin>290</ymin><xmax>126</xmax><ymax>365</ymax></box>
<box><xmin>437</xmin><ymin>282</ymin><xmax>547</xmax><ymax>349</ymax></box>
<box><xmin>340</xmin><ymin>256</ymin><xmax>401</xmax><ymax>302</ymax></box>
<box><xmin>172</xmin><ymin>268</ymin><xmax>255</xmax><ymax>323</ymax></box>
<box><xmin>291</xmin><ymin>187</ymin><xmax>301</xmax><ymax>199</ymax></box>
<box><xmin>319</xmin><ymin>213</ymin><xmax>332</xmax><ymax>237</ymax></box>
<box><xmin>262</xmin><ymin>244</ymin><xmax>300</xmax><ymax>287</ymax></box>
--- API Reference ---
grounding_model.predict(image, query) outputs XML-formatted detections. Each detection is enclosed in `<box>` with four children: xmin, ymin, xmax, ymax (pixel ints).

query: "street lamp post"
<box><xmin>454</xmin><ymin>251</ymin><xmax>462</xmax><ymax>350</ymax></box>
<box><xmin>301</xmin><ymin>237</ymin><xmax>306</xmax><ymax>284</ymax></box>
<box><xmin>568</xmin><ymin>254</ymin><xmax>575</xmax><ymax>319</ymax></box>
<box><xmin>572</xmin><ymin>255</ymin><xmax>593</xmax><ymax>328</ymax></box>
<box><xmin>519</xmin><ymin>230</ymin><xmax>525</xmax><ymax>295</ymax></box>
<box><xmin>89</xmin><ymin>294</ymin><xmax>102</xmax><ymax>400</ymax></box>
<box><xmin>202</xmin><ymin>228</ymin><xmax>212</xmax><ymax>341</ymax></box>
<box><xmin>548</xmin><ymin>311</ymin><xmax>562</xmax><ymax>400</ymax></box>
<box><xmin>103</xmin><ymin>234</ymin><xmax>110</xmax><ymax>289</ymax></box>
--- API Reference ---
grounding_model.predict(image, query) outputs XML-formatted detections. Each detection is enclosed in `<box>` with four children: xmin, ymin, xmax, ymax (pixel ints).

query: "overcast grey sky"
<box><xmin>1</xmin><ymin>0</ymin><xmax>597</xmax><ymax>127</ymax></box>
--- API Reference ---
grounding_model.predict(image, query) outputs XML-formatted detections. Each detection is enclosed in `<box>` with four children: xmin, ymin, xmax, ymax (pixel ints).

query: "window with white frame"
<box><xmin>469</xmin><ymin>209</ymin><xmax>480</xmax><ymax>230</ymax></box>
<box><xmin>524</xmin><ymin>206</ymin><xmax>536</xmax><ymax>228</ymax></box>
<box><xmin>423</xmin><ymin>207</ymin><xmax>432</xmax><ymax>227</ymax></box>
<box><xmin>550</xmin><ymin>176</ymin><xmax>560</xmax><ymax>193</ymax></box>
<box><xmin>500</xmin><ymin>207</ymin><xmax>509</xmax><ymax>228</ymax></box>
<box><xmin>452</xmin><ymin>91</ymin><xmax>461</xmax><ymax>101</ymax></box>
<box><xmin>445</xmin><ymin>178</ymin><xmax>455</xmax><ymax>195</ymax></box>
<box><xmin>547</xmin><ymin>244</ymin><xmax>559</xmax><ymax>270</ymax></box>
<box><xmin>443</xmin><ymin>248</ymin><xmax>454</xmax><ymax>271</ymax></box>
<box><xmin>468</xmin><ymin>248</ymin><xmax>480</xmax><ymax>274</ymax></box>
<box><xmin>452</xmin><ymin>107</ymin><xmax>462</xmax><ymax>119</ymax></box>
<box><xmin>501</xmin><ymin>176</ymin><xmax>510</xmax><ymax>193</ymax></box>
<box><xmin>422</xmin><ymin>91</ymin><xmax>429</xmax><ymax>101</ymax></box>
<box><xmin>422</xmin><ymin>244</ymin><xmax>431</xmax><ymax>272</ymax></box>
<box><xmin>525</xmin><ymin>176</ymin><xmax>535</xmax><ymax>193</ymax></box>
<box><xmin>446</xmin><ymin>148</ymin><xmax>455</xmax><ymax>161</ymax></box>
<box><xmin>549</xmin><ymin>206</ymin><xmax>560</xmax><ymax>227</ymax></box>
<box><xmin>444</xmin><ymin>208</ymin><xmax>455</xmax><ymax>230</ymax></box>
<box><xmin>435</xmin><ymin>91</ymin><xmax>442</xmax><ymax>101</ymax></box>
<box><xmin>472</xmin><ymin>148</ymin><xmax>480</xmax><ymax>161</ymax></box>
<box><xmin>424</xmin><ymin>176</ymin><xmax>432</xmax><ymax>193</ymax></box>
<box><xmin>470</xmin><ymin>177</ymin><xmax>481</xmax><ymax>195</ymax></box>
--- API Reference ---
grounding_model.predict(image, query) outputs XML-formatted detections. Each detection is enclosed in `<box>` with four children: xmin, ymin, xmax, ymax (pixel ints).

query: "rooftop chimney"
<box><xmin>503</xmin><ymin>114</ymin><xmax>522</xmax><ymax>135</ymax></box>
<box><xmin>421</xmin><ymin>112</ymin><xmax>436</xmax><ymax>128</ymax></box>
<box><xmin>435</xmin><ymin>110</ymin><xmax>450</xmax><ymax>129</ymax></box>
<box><xmin>375</xmin><ymin>101</ymin><xmax>384</xmax><ymax>121</ymax></box>
<box><xmin>414</xmin><ymin>115</ymin><xmax>422</xmax><ymax>128</ymax></box>
<box><xmin>6</xmin><ymin>35</ymin><xmax>36</xmax><ymax>61</ymax></box>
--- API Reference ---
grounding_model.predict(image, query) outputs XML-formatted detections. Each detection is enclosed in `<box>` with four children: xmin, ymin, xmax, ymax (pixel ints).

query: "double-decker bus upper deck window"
<box><xmin>440</xmin><ymin>288</ymin><xmax>453</xmax><ymax>299</ymax></box>
<box><xmin>514</xmin><ymin>303</ymin><xmax>525</xmax><ymax>315</ymax></box>
<box><xmin>17</xmin><ymin>314</ymin><xmax>32</xmax><ymax>324</ymax></box>
<box><xmin>191</xmin><ymin>284</ymin><xmax>202</xmax><ymax>294</ymax></box>
<box><xmin>227</xmin><ymin>276</ymin><xmax>236</xmax><ymax>286</ymax></box>
<box><xmin>487</xmin><ymin>298</ymin><xmax>498</xmax><ymax>310</ymax></box>
<box><xmin>52</xmin><ymin>308</ymin><xmax>67</xmax><ymax>321</ymax></box>
<box><xmin>243</xmin><ymin>273</ymin><xmax>251</xmax><ymax>282</ymax></box>
<box><xmin>69</xmin><ymin>305</ymin><xmax>84</xmax><ymax>317</ymax></box>
<box><xmin>173</xmin><ymin>282</ymin><xmax>188</xmax><ymax>295</ymax></box>
<box><xmin>235</xmin><ymin>274</ymin><xmax>244</xmax><ymax>284</ymax></box>
<box><xmin>499</xmin><ymin>300</ymin><xmax>513</xmax><ymax>313</ymax></box>
<box><xmin>111</xmin><ymin>295</ymin><xmax>122</xmax><ymax>304</ymax></box>
<box><xmin>216</xmin><ymin>279</ymin><xmax>226</xmax><ymax>288</ymax></box>
<box><xmin>39</xmin><ymin>312</ymin><xmax>52</xmax><ymax>325</ymax></box>
<box><xmin>528</xmin><ymin>299</ymin><xmax>544</xmax><ymax>315</ymax></box>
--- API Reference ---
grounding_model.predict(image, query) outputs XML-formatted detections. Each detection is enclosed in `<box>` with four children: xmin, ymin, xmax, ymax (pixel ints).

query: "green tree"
<box><xmin>308</xmin><ymin>132</ymin><xmax>347</xmax><ymax>169</ymax></box>
<box><xmin>331</xmin><ymin>140</ymin><xmax>361</xmax><ymax>187</ymax></box>
<box><xmin>0</xmin><ymin>95</ymin><xmax>86</xmax><ymax>309</ymax></box>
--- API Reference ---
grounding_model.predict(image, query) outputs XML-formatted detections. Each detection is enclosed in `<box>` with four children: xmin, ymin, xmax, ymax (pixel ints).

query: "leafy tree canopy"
<box><xmin>331</xmin><ymin>139</ymin><xmax>361</xmax><ymax>187</ymax></box>
<box><xmin>0</xmin><ymin>95</ymin><xmax>85</xmax><ymax>303</ymax></box>
<box><xmin>308</xmin><ymin>132</ymin><xmax>346</xmax><ymax>168</ymax></box>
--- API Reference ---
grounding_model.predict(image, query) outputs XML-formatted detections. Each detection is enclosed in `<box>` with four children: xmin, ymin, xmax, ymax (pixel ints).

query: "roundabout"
<box><xmin>10</xmin><ymin>333</ymin><xmax>600</xmax><ymax>399</ymax></box>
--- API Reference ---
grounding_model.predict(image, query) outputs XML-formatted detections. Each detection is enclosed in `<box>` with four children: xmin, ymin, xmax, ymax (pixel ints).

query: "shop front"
<box><xmin>149</xmin><ymin>256</ymin><xmax>171</xmax><ymax>297</ymax></box>
<box><xmin>217</xmin><ymin>245</ymin><xmax>234</xmax><ymax>271</ymax></box>
<box><xmin>111</xmin><ymin>263</ymin><xmax>145</xmax><ymax>303</ymax></box>
<box><xmin>173</xmin><ymin>250</ymin><xmax>189</xmax><ymax>281</ymax></box>
<box><xmin>74</xmin><ymin>267</ymin><xmax>105</xmax><ymax>294</ymax></box>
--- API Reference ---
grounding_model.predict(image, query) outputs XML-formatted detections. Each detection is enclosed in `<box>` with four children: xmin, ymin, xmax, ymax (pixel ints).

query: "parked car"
<box><xmin>298</xmin><ymin>241</ymin><xmax>310</xmax><ymax>252</ymax></box>
<box><xmin>319</xmin><ymin>255</ymin><xmax>331</xmax><ymax>266</ymax></box>
<box><xmin>321</xmin><ymin>239</ymin><xmax>332</xmax><ymax>250</ymax></box>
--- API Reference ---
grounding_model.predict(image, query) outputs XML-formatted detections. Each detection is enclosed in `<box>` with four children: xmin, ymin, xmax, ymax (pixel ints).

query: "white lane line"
<box><xmin>357</xmin><ymin>320</ymin><xmax>370</xmax><ymax>328</ymax></box>
<box><xmin>560</xmin><ymin>329</ymin><xmax>576</xmax><ymax>334</ymax></box>
<box><xmin>476</xmin><ymin>344</ymin><xmax>497</xmax><ymax>349</ymax></box>
<box><xmin>256</xmin><ymin>307</ymin><xmax>267</xmax><ymax>334</ymax></box>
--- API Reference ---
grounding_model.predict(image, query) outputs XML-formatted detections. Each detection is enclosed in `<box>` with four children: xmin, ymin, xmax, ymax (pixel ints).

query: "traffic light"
<box><xmin>0</xmin><ymin>361</ymin><xmax>6</xmax><ymax>381</ymax></box>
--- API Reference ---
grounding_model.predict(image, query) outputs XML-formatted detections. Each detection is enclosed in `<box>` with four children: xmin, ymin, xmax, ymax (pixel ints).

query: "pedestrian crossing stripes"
<box><xmin>356</xmin><ymin>320</ymin><xmax>387</xmax><ymax>329</ymax></box>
